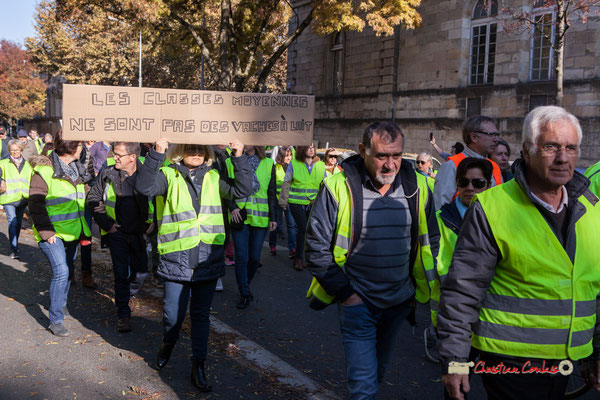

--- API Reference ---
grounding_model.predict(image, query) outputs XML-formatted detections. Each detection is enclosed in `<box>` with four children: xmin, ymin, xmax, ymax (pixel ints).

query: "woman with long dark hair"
<box><xmin>28</xmin><ymin>130</ymin><xmax>92</xmax><ymax>337</ymax></box>
<box><xmin>278</xmin><ymin>142</ymin><xmax>325</xmax><ymax>271</ymax></box>
<box><xmin>227</xmin><ymin>145</ymin><xmax>277</xmax><ymax>308</ymax></box>
<box><xmin>268</xmin><ymin>146</ymin><xmax>297</xmax><ymax>258</ymax></box>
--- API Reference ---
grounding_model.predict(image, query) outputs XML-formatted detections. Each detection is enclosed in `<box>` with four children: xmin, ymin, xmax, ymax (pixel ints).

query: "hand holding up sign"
<box><xmin>155</xmin><ymin>138</ymin><xmax>170</xmax><ymax>154</ymax></box>
<box><xmin>229</xmin><ymin>140</ymin><xmax>243</xmax><ymax>157</ymax></box>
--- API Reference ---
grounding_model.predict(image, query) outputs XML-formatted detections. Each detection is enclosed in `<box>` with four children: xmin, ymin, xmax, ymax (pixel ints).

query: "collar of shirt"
<box><xmin>455</xmin><ymin>197</ymin><xmax>468</xmax><ymax>219</ymax></box>
<box><xmin>530</xmin><ymin>186</ymin><xmax>568</xmax><ymax>214</ymax></box>
<box><xmin>463</xmin><ymin>146</ymin><xmax>487</xmax><ymax>159</ymax></box>
<box><xmin>359</xmin><ymin>160</ymin><xmax>402</xmax><ymax>195</ymax></box>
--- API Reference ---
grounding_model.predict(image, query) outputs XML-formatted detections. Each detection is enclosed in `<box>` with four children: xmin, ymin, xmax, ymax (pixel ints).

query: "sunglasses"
<box><xmin>416</xmin><ymin>160</ymin><xmax>428</xmax><ymax>165</ymax></box>
<box><xmin>457</xmin><ymin>178</ymin><xmax>488</xmax><ymax>189</ymax></box>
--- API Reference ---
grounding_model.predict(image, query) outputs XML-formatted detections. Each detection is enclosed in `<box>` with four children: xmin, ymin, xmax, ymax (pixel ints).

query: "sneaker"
<box><xmin>236</xmin><ymin>296</ymin><xmax>250</xmax><ymax>309</ymax></box>
<box><xmin>424</xmin><ymin>326</ymin><xmax>440</xmax><ymax>363</ymax></box>
<box><xmin>270</xmin><ymin>245</ymin><xmax>276</xmax><ymax>255</ymax></box>
<box><xmin>248</xmin><ymin>291</ymin><xmax>254</xmax><ymax>301</ymax></box>
<box><xmin>49</xmin><ymin>323</ymin><xmax>70</xmax><ymax>337</ymax></box>
<box><xmin>62</xmin><ymin>306</ymin><xmax>71</xmax><ymax>319</ymax></box>
<box><xmin>215</xmin><ymin>278</ymin><xmax>224</xmax><ymax>292</ymax></box>
<box><xmin>9</xmin><ymin>251</ymin><xmax>19</xmax><ymax>259</ymax></box>
<box><xmin>288</xmin><ymin>249</ymin><xmax>296</xmax><ymax>259</ymax></box>
<box><xmin>117</xmin><ymin>317</ymin><xmax>132</xmax><ymax>333</ymax></box>
<box><xmin>224</xmin><ymin>256</ymin><xmax>235</xmax><ymax>266</ymax></box>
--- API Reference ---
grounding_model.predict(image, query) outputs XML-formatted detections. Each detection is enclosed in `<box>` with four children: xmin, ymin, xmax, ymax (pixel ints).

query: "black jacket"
<box><xmin>305</xmin><ymin>154</ymin><xmax>439</xmax><ymax>308</ymax></box>
<box><xmin>86</xmin><ymin>159</ymin><xmax>149</xmax><ymax>233</ymax></box>
<box><xmin>135</xmin><ymin>149</ymin><xmax>253</xmax><ymax>282</ymax></box>
<box><xmin>438</xmin><ymin>200</ymin><xmax>463</xmax><ymax>236</ymax></box>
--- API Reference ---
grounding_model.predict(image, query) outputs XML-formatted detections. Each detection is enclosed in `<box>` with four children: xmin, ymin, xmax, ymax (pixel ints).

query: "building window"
<box><xmin>332</xmin><ymin>32</ymin><xmax>344</xmax><ymax>96</ymax></box>
<box><xmin>466</xmin><ymin>97</ymin><xmax>482</xmax><ymax>117</ymax></box>
<box><xmin>530</xmin><ymin>9</ymin><xmax>555</xmax><ymax>81</ymax></box>
<box><xmin>529</xmin><ymin>94</ymin><xmax>549</xmax><ymax>111</ymax></box>
<box><xmin>469</xmin><ymin>0</ymin><xmax>498</xmax><ymax>85</ymax></box>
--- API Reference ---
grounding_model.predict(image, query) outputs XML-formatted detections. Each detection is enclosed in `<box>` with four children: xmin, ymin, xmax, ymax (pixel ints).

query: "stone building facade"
<box><xmin>286</xmin><ymin>0</ymin><xmax>600</xmax><ymax>167</ymax></box>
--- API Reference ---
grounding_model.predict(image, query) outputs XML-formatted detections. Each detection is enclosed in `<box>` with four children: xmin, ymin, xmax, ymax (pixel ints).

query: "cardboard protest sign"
<box><xmin>62</xmin><ymin>84</ymin><xmax>315</xmax><ymax>146</ymax></box>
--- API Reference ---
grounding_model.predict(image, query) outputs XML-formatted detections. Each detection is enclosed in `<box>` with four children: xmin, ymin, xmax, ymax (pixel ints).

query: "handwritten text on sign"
<box><xmin>62</xmin><ymin>84</ymin><xmax>315</xmax><ymax>146</ymax></box>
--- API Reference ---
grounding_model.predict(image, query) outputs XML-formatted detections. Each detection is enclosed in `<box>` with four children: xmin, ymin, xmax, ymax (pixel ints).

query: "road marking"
<box><xmin>210</xmin><ymin>316</ymin><xmax>339</xmax><ymax>400</ymax></box>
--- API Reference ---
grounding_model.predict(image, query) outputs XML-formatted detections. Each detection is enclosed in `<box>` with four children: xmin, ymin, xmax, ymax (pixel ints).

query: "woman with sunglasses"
<box><xmin>324</xmin><ymin>147</ymin><xmax>343</xmax><ymax>176</ymax></box>
<box><xmin>0</xmin><ymin>140</ymin><xmax>33</xmax><ymax>259</ymax></box>
<box><xmin>425</xmin><ymin>158</ymin><xmax>492</xmax><ymax>370</ymax></box>
<box><xmin>136</xmin><ymin>139</ymin><xmax>252</xmax><ymax>392</ymax></box>
<box><xmin>416</xmin><ymin>152</ymin><xmax>436</xmax><ymax>192</ymax></box>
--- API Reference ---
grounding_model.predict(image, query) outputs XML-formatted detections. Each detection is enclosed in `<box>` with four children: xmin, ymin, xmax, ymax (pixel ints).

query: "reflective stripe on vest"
<box><xmin>430</xmin><ymin>210</ymin><xmax>459</xmax><ymax>328</ymax></box>
<box><xmin>471</xmin><ymin>179</ymin><xmax>600</xmax><ymax>360</ymax></box>
<box><xmin>0</xmin><ymin>159</ymin><xmax>33</xmax><ymax>204</ymax></box>
<box><xmin>289</xmin><ymin>159</ymin><xmax>325</xmax><ymax>205</ymax></box>
<box><xmin>31</xmin><ymin>165</ymin><xmax>91</xmax><ymax>243</ymax></box>
<box><xmin>226</xmin><ymin>157</ymin><xmax>274</xmax><ymax>228</ymax></box>
<box><xmin>306</xmin><ymin>170</ymin><xmax>435</xmax><ymax>307</ymax></box>
<box><xmin>156</xmin><ymin>167</ymin><xmax>225</xmax><ymax>254</ymax></box>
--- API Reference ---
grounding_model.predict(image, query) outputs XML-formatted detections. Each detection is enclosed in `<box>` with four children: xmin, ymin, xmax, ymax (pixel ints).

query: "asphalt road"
<box><xmin>0</xmin><ymin>213</ymin><xmax>597</xmax><ymax>400</ymax></box>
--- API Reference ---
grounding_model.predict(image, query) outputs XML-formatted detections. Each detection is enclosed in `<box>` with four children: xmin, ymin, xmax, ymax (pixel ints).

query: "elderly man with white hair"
<box><xmin>437</xmin><ymin>105</ymin><xmax>600</xmax><ymax>400</ymax></box>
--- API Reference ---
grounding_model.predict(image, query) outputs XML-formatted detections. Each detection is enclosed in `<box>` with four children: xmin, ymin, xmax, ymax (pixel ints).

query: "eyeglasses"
<box><xmin>113</xmin><ymin>152</ymin><xmax>133</xmax><ymax>160</ymax></box>
<box><xmin>475</xmin><ymin>131</ymin><xmax>500</xmax><ymax>138</ymax></box>
<box><xmin>416</xmin><ymin>160</ymin><xmax>428</xmax><ymax>165</ymax></box>
<box><xmin>9</xmin><ymin>149</ymin><xmax>21</xmax><ymax>153</ymax></box>
<box><xmin>185</xmin><ymin>146</ymin><xmax>205</xmax><ymax>156</ymax></box>
<box><xmin>328</xmin><ymin>155</ymin><xmax>337</xmax><ymax>159</ymax></box>
<box><xmin>457</xmin><ymin>178</ymin><xmax>488</xmax><ymax>189</ymax></box>
<box><xmin>537</xmin><ymin>143</ymin><xmax>579</xmax><ymax>157</ymax></box>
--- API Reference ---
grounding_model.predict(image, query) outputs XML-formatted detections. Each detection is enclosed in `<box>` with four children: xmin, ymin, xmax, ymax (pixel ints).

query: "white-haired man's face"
<box><xmin>523</xmin><ymin>119</ymin><xmax>579</xmax><ymax>190</ymax></box>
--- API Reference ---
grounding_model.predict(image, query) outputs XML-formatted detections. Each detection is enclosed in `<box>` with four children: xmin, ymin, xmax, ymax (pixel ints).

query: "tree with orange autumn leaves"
<box><xmin>27</xmin><ymin>0</ymin><xmax>423</xmax><ymax>92</ymax></box>
<box><xmin>0</xmin><ymin>41</ymin><xmax>46</xmax><ymax>124</ymax></box>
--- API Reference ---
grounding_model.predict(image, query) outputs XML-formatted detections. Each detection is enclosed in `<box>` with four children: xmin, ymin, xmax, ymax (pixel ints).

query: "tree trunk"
<box><xmin>555</xmin><ymin>0</ymin><xmax>566</xmax><ymax>106</ymax></box>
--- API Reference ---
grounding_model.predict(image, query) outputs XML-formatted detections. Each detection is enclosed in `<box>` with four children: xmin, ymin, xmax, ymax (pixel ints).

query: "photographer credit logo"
<box><xmin>471</xmin><ymin>359</ymin><xmax>573</xmax><ymax>376</ymax></box>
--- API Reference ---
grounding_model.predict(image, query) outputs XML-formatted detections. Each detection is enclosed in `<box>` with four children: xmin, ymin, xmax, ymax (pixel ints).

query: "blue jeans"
<box><xmin>268</xmin><ymin>204</ymin><xmax>297</xmax><ymax>250</ymax></box>
<box><xmin>163</xmin><ymin>279</ymin><xmax>217</xmax><ymax>361</ymax></box>
<box><xmin>232</xmin><ymin>224</ymin><xmax>268</xmax><ymax>297</ymax></box>
<box><xmin>39</xmin><ymin>238</ymin><xmax>79</xmax><ymax>325</ymax></box>
<box><xmin>4</xmin><ymin>204</ymin><xmax>26</xmax><ymax>252</ymax></box>
<box><xmin>338</xmin><ymin>301</ymin><xmax>411</xmax><ymax>400</ymax></box>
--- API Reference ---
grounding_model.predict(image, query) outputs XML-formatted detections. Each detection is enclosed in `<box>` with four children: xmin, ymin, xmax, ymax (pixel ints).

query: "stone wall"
<box><xmin>287</xmin><ymin>0</ymin><xmax>600</xmax><ymax>167</ymax></box>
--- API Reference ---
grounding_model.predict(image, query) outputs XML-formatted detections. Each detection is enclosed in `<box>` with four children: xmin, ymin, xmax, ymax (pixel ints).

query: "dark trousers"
<box><xmin>163</xmin><ymin>279</ymin><xmax>217</xmax><ymax>361</ymax></box>
<box><xmin>108</xmin><ymin>230</ymin><xmax>148</xmax><ymax>318</ymax></box>
<box><xmin>289</xmin><ymin>203</ymin><xmax>311</xmax><ymax>261</ymax></box>
<box><xmin>80</xmin><ymin>208</ymin><xmax>92</xmax><ymax>272</ymax></box>
<box><xmin>479</xmin><ymin>352</ymin><xmax>570</xmax><ymax>400</ymax></box>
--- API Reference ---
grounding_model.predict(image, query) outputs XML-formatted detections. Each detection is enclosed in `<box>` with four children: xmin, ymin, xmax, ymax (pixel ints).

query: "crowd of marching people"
<box><xmin>1</xmin><ymin>104</ymin><xmax>600</xmax><ymax>399</ymax></box>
